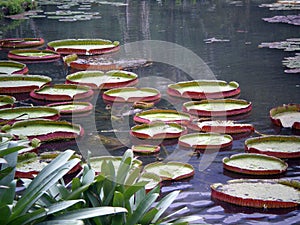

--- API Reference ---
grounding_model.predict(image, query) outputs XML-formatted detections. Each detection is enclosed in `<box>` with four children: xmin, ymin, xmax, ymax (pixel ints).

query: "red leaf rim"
<box><xmin>222</xmin><ymin>153</ymin><xmax>288</xmax><ymax>175</ymax></box>
<box><xmin>133</xmin><ymin>109</ymin><xmax>192</xmax><ymax>125</ymax></box>
<box><xmin>0</xmin><ymin>75</ymin><xmax>51</xmax><ymax>94</ymax></box>
<box><xmin>0</xmin><ymin>38</ymin><xmax>45</xmax><ymax>48</ymax></box>
<box><xmin>211</xmin><ymin>179</ymin><xmax>300</xmax><ymax>208</ymax></box>
<box><xmin>245</xmin><ymin>135</ymin><xmax>300</xmax><ymax>158</ymax></box>
<box><xmin>102</xmin><ymin>87</ymin><xmax>161</xmax><ymax>103</ymax></box>
<box><xmin>182</xmin><ymin>99</ymin><xmax>252</xmax><ymax>117</ymax></box>
<box><xmin>70</xmin><ymin>59</ymin><xmax>124</xmax><ymax>71</ymax></box>
<box><xmin>30</xmin><ymin>84</ymin><xmax>94</xmax><ymax>101</ymax></box>
<box><xmin>46</xmin><ymin>101</ymin><xmax>94</xmax><ymax>115</ymax></box>
<box><xmin>178</xmin><ymin>132</ymin><xmax>233</xmax><ymax>150</ymax></box>
<box><xmin>0</xmin><ymin>60</ymin><xmax>28</xmax><ymax>74</ymax></box>
<box><xmin>269</xmin><ymin>104</ymin><xmax>300</xmax><ymax>130</ymax></box>
<box><xmin>8</xmin><ymin>49</ymin><xmax>61</xmax><ymax>61</ymax></box>
<box><xmin>131</xmin><ymin>144</ymin><xmax>161</xmax><ymax>154</ymax></box>
<box><xmin>130</xmin><ymin>122</ymin><xmax>188</xmax><ymax>140</ymax></box>
<box><xmin>167</xmin><ymin>80</ymin><xmax>240</xmax><ymax>99</ymax></box>
<box><xmin>65</xmin><ymin>70</ymin><xmax>139</xmax><ymax>90</ymax></box>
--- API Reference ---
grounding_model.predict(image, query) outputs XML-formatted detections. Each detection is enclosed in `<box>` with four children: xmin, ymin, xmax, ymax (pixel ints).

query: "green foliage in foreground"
<box><xmin>0</xmin><ymin>139</ymin><xmax>201</xmax><ymax>225</ymax></box>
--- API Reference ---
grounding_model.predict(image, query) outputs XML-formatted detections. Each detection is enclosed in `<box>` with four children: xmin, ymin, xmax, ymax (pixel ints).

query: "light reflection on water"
<box><xmin>1</xmin><ymin>0</ymin><xmax>300</xmax><ymax>224</ymax></box>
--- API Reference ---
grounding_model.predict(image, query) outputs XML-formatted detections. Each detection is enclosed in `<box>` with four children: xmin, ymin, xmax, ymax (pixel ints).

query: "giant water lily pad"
<box><xmin>178</xmin><ymin>132</ymin><xmax>233</xmax><ymax>150</ymax></box>
<box><xmin>2</xmin><ymin>119</ymin><xmax>84</xmax><ymax>141</ymax></box>
<box><xmin>167</xmin><ymin>80</ymin><xmax>240</xmax><ymax>99</ymax></box>
<box><xmin>0</xmin><ymin>95</ymin><xmax>15</xmax><ymax>108</ymax></box>
<box><xmin>0</xmin><ymin>60</ymin><xmax>28</xmax><ymax>74</ymax></box>
<box><xmin>46</xmin><ymin>101</ymin><xmax>93</xmax><ymax>116</ymax></box>
<box><xmin>188</xmin><ymin>120</ymin><xmax>254</xmax><ymax>134</ymax></box>
<box><xmin>245</xmin><ymin>135</ymin><xmax>300</xmax><ymax>158</ymax></box>
<box><xmin>211</xmin><ymin>179</ymin><xmax>300</xmax><ymax>208</ymax></box>
<box><xmin>66</xmin><ymin>70</ymin><xmax>138</xmax><ymax>89</ymax></box>
<box><xmin>0</xmin><ymin>106</ymin><xmax>60</xmax><ymax>123</ymax></box>
<box><xmin>259</xmin><ymin>38</ymin><xmax>300</xmax><ymax>51</ymax></box>
<box><xmin>103</xmin><ymin>87</ymin><xmax>161</xmax><ymax>103</ymax></box>
<box><xmin>0</xmin><ymin>38</ymin><xmax>44</xmax><ymax>48</ymax></box>
<box><xmin>282</xmin><ymin>53</ymin><xmax>300</xmax><ymax>73</ymax></box>
<box><xmin>263</xmin><ymin>15</ymin><xmax>300</xmax><ymax>26</ymax></box>
<box><xmin>130</xmin><ymin>122</ymin><xmax>187</xmax><ymax>139</ymax></box>
<box><xmin>143</xmin><ymin>161</ymin><xmax>194</xmax><ymax>181</ymax></box>
<box><xmin>183</xmin><ymin>99</ymin><xmax>252</xmax><ymax>117</ymax></box>
<box><xmin>0</xmin><ymin>75</ymin><xmax>51</xmax><ymax>94</ymax></box>
<box><xmin>139</xmin><ymin>172</ymin><xmax>161</xmax><ymax>191</ymax></box>
<box><xmin>133</xmin><ymin>109</ymin><xmax>191</xmax><ymax>125</ymax></box>
<box><xmin>223</xmin><ymin>153</ymin><xmax>288</xmax><ymax>175</ymax></box>
<box><xmin>8</xmin><ymin>49</ymin><xmax>61</xmax><ymax>61</ymax></box>
<box><xmin>131</xmin><ymin>144</ymin><xmax>160</xmax><ymax>154</ymax></box>
<box><xmin>47</xmin><ymin>38</ymin><xmax>120</xmax><ymax>55</ymax></box>
<box><xmin>30</xmin><ymin>84</ymin><xmax>93</xmax><ymax>101</ymax></box>
<box><xmin>270</xmin><ymin>104</ymin><xmax>300</xmax><ymax>129</ymax></box>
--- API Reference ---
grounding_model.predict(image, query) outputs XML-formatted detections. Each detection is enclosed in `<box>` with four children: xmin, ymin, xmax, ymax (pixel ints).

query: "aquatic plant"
<box><xmin>0</xmin><ymin>0</ymin><xmax>36</xmax><ymax>17</ymax></box>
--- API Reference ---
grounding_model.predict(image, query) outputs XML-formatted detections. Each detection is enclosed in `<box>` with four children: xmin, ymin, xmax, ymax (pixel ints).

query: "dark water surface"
<box><xmin>1</xmin><ymin>0</ymin><xmax>300</xmax><ymax>224</ymax></box>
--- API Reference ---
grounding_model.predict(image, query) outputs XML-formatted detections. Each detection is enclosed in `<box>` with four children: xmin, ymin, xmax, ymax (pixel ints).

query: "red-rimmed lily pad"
<box><xmin>66</xmin><ymin>70</ymin><xmax>138</xmax><ymax>89</ymax></box>
<box><xmin>188</xmin><ymin>120</ymin><xmax>254</xmax><ymax>134</ymax></box>
<box><xmin>223</xmin><ymin>153</ymin><xmax>288</xmax><ymax>175</ymax></box>
<box><xmin>15</xmin><ymin>151</ymin><xmax>82</xmax><ymax>179</ymax></box>
<box><xmin>2</xmin><ymin>119</ymin><xmax>84</xmax><ymax>142</ymax></box>
<box><xmin>0</xmin><ymin>38</ymin><xmax>45</xmax><ymax>48</ymax></box>
<box><xmin>143</xmin><ymin>161</ymin><xmax>194</xmax><ymax>181</ymax></box>
<box><xmin>270</xmin><ymin>104</ymin><xmax>300</xmax><ymax>129</ymax></box>
<box><xmin>211</xmin><ymin>179</ymin><xmax>300</xmax><ymax>208</ymax></box>
<box><xmin>183</xmin><ymin>99</ymin><xmax>252</xmax><ymax>117</ymax></box>
<box><xmin>131</xmin><ymin>144</ymin><xmax>160</xmax><ymax>154</ymax></box>
<box><xmin>0</xmin><ymin>75</ymin><xmax>51</xmax><ymax>94</ymax></box>
<box><xmin>46</xmin><ymin>101</ymin><xmax>93</xmax><ymax>116</ymax></box>
<box><xmin>103</xmin><ymin>87</ymin><xmax>161</xmax><ymax>103</ymax></box>
<box><xmin>245</xmin><ymin>135</ymin><xmax>300</xmax><ymax>158</ymax></box>
<box><xmin>0</xmin><ymin>95</ymin><xmax>15</xmax><ymax>109</ymax></box>
<box><xmin>8</xmin><ymin>49</ymin><xmax>61</xmax><ymax>61</ymax></box>
<box><xmin>130</xmin><ymin>122</ymin><xmax>187</xmax><ymax>139</ymax></box>
<box><xmin>0</xmin><ymin>106</ymin><xmax>60</xmax><ymax>124</ymax></box>
<box><xmin>167</xmin><ymin>80</ymin><xmax>240</xmax><ymax>99</ymax></box>
<box><xmin>30</xmin><ymin>84</ymin><xmax>94</xmax><ymax>101</ymax></box>
<box><xmin>178</xmin><ymin>132</ymin><xmax>233</xmax><ymax>150</ymax></box>
<box><xmin>133</xmin><ymin>109</ymin><xmax>191</xmax><ymax>125</ymax></box>
<box><xmin>47</xmin><ymin>38</ymin><xmax>120</xmax><ymax>55</ymax></box>
<box><xmin>0</xmin><ymin>60</ymin><xmax>28</xmax><ymax>74</ymax></box>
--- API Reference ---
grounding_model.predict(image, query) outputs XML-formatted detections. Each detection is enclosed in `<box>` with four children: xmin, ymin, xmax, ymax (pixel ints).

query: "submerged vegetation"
<box><xmin>0</xmin><ymin>0</ymin><xmax>36</xmax><ymax>18</ymax></box>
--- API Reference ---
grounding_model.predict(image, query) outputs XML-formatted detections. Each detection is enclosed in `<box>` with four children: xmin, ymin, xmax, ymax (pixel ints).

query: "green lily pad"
<box><xmin>139</xmin><ymin>172</ymin><xmax>161</xmax><ymax>191</ymax></box>
<box><xmin>143</xmin><ymin>161</ymin><xmax>194</xmax><ymax>181</ymax></box>
<box><xmin>0</xmin><ymin>38</ymin><xmax>44</xmax><ymax>48</ymax></box>
<box><xmin>131</xmin><ymin>144</ymin><xmax>160</xmax><ymax>154</ymax></box>
<box><xmin>8</xmin><ymin>49</ymin><xmax>61</xmax><ymax>61</ymax></box>
<box><xmin>0</xmin><ymin>95</ymin><xmax>15</xmax><ymax>108</ymax></box>
<box><xmin>211</xmin><ymin>179</ymin><xmax>300</xmax><ymax>208</ymax></box>
<box><xmin>46</xmin><ymin>101</ymin><xmax>93</xmax><ymax>116</ymax></box>
<box><xmin>223</xmin><ymin>153</ymin><xmax>288</xmax><ymax>175</ymax></box>
<box><xmin>270</xmin><ymin>104</ymin><xmax>300</xmax><ymax>129</ymax></box>
<box><xmin>0</xmin><ymin>60</ymin><xmax>28</xmax><ymax>74</ymax></box>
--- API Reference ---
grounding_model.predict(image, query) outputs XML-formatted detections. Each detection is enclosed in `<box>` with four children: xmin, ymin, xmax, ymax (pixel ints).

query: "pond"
<box><xmin>0</xmin><ymin>0</ymin><xmax>300</xmax><ymax>224</ymax></box>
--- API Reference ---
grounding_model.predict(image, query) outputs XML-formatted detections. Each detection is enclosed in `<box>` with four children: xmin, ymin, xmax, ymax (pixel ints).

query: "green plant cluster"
<box><xmin>0</xmin><ymin>0</ymin><xmax>36</xmax><ymax>17</ymax></box>
<box><xmin>0</xmin><ymin>138</ymin><xmax>200</xmax><ymax>225</ymax></box>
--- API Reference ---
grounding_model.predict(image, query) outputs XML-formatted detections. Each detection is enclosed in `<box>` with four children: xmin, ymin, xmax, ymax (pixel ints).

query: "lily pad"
<box><xmin>211</xmin><ymin>179</ymin><xmax>300</xmax><ymax>208</ymax></box>
<box><xmin>183</xmin><ymin>99</ymin><xmax>252</xmax><ymax>117</ymax></box>
<box><xmin>0</xmin><ymin>60</ymin><xmax>28</xmax><ymax>74</ymax></box>
<box><xmin>0</xmin><ymin>38</ymin><xmax>44</xmax><ymax>48</ymax></box>
<box><xmin>143</xmin><ymin>161</ymin><xmax>194</xmax><ymax>181</ymax></box>
<box><xmin>270</xmin><ymin>104</ymin><xmax>300</xmax><ymax>129</ymax></box>
<box><xmin>0</xmin><ymin>106</ymin><xmax>60</xmax><ymax>123</ymax></box>
<box><xmin>263</xmin><ymin>14</ymin><xmax>300</xmax><ymax>26</ymax></box>
<box><xmin>30</xmin><ymin>84</ymin><xmax>94</xmax><ymax>101</ymax></box>
<box><xmin>282</xmin><ymin>54</ymin><xmax>300</xmax><ymax>73</ymax></box>
<box><xmin>167</xmin><ymin>80</ymin><xmax>240</xmax><ymax>99</ymax></box>
<box><xmin>2</xmin><ymin>119</ymin><xmax>84</xmax><ymax>142</ymax></box>
<box><xmin>130</xmin><ymin>122</ymin><xmax>187</xmax><ymax>140</ymax></box>
<box><xmin>178</xmin><ymin>132</ymin><xmax>233</xmax><ymax>150</ymax></box>
<box><xmin>0</xmin><ymin>75</ymin><xmax>51</xmax><ymax>94</ymax></box>
<box><xmin>8</xmin><ymin>49</ymin><xmax>61</xmax><ymax>61</ymax></box>
<box><xmin>47</xmin><ymin>38</ymin><xmax>120</xmax><ymax>55</ymax></box>
<box><xmin>223</xmin><ymin>153</ymin><xmax>288</xmax><ymax>175</ymax></box>
<box><xmin>258</xmin><ymin>38</ymin><xmax>300</xmax><ymax>51</ymax></box>
<box><xmin>103</xmin><ymin>87</ymin><xmax>161</xmax><ymax>103</ymax></box>
<box><xmin>131</xmin><ymin>144</ymin><xmax>160</xmax><ymax>154</ymax></box>
<box><xmin>245</xmin><ymin>135</ymin><xmax>300</xmax><ymax>158</ymax></box>
<box><xmin>66</xmin><ymin>70</ymin><xmax>138</xmax><ymax>89</ymax></box>
<box><xmin>133</xmin><ymin>109</ymin><xmax>191</xmax><ymax>125</ymax></box>
<box><xmin>188</xmin><ymin>120</ymin><xmax>254</xmax><ymax>134</ymax></box>
<box><xmin>0</xmin><ymin>95</ymin><xmax>15</xmax><ymax>108</ymax></box>
<box><xmin>139</xmin><ymin>172</ymin><xmax>161</xmax><ymax>191</ymax></box>
<box><xmin>46</xmin><ymin>101</ymin><xmax>93</xmax><ymax>116</ymax></box>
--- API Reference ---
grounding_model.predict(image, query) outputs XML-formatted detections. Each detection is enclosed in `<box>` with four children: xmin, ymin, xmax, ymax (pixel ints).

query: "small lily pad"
<box><xmin>211</xmin><ymin>179</ymin><xmax>300</xmax><ymax>208</ymax></box>
<box><xmin>131</xmin><ymin>144</ymin><xmax>160</xmax><ymax>154</ymax></box>
<box><xmin>0</xmin><ymin>60</ymin><xmax>28</xmax><ymax>74</ymax></box>
<box><xmin>46</xmin><ymin>101</ymin><xmax>93</xmax><ymax>116</ymax></box>
<box><xmin>0</xmin><ymin>38</ymin><xmax>44</xmax><ymax>48</ymax></box>
<box><xmin>245</xmin><ymin>135</ymin><xmax>300</xmax><ymax>158</ymax></box>
<box><xmin>223</xmin><ymin>153</ymin><xmax>288</xmax><ymax>175</ymax></box>
<box><xmin>270</xmin><ymin>104</ymin><xmax>300</xmax><ymax>129</ymax></box>
<box><xmin>143</xmin><ymin>161</ymin><xmax>194</xmax><ymax>181</ymax></box>
<box><xmin>8</xmin><ymin>49</ymin><xmax>61</xmax><ymax>61</ymax></box>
